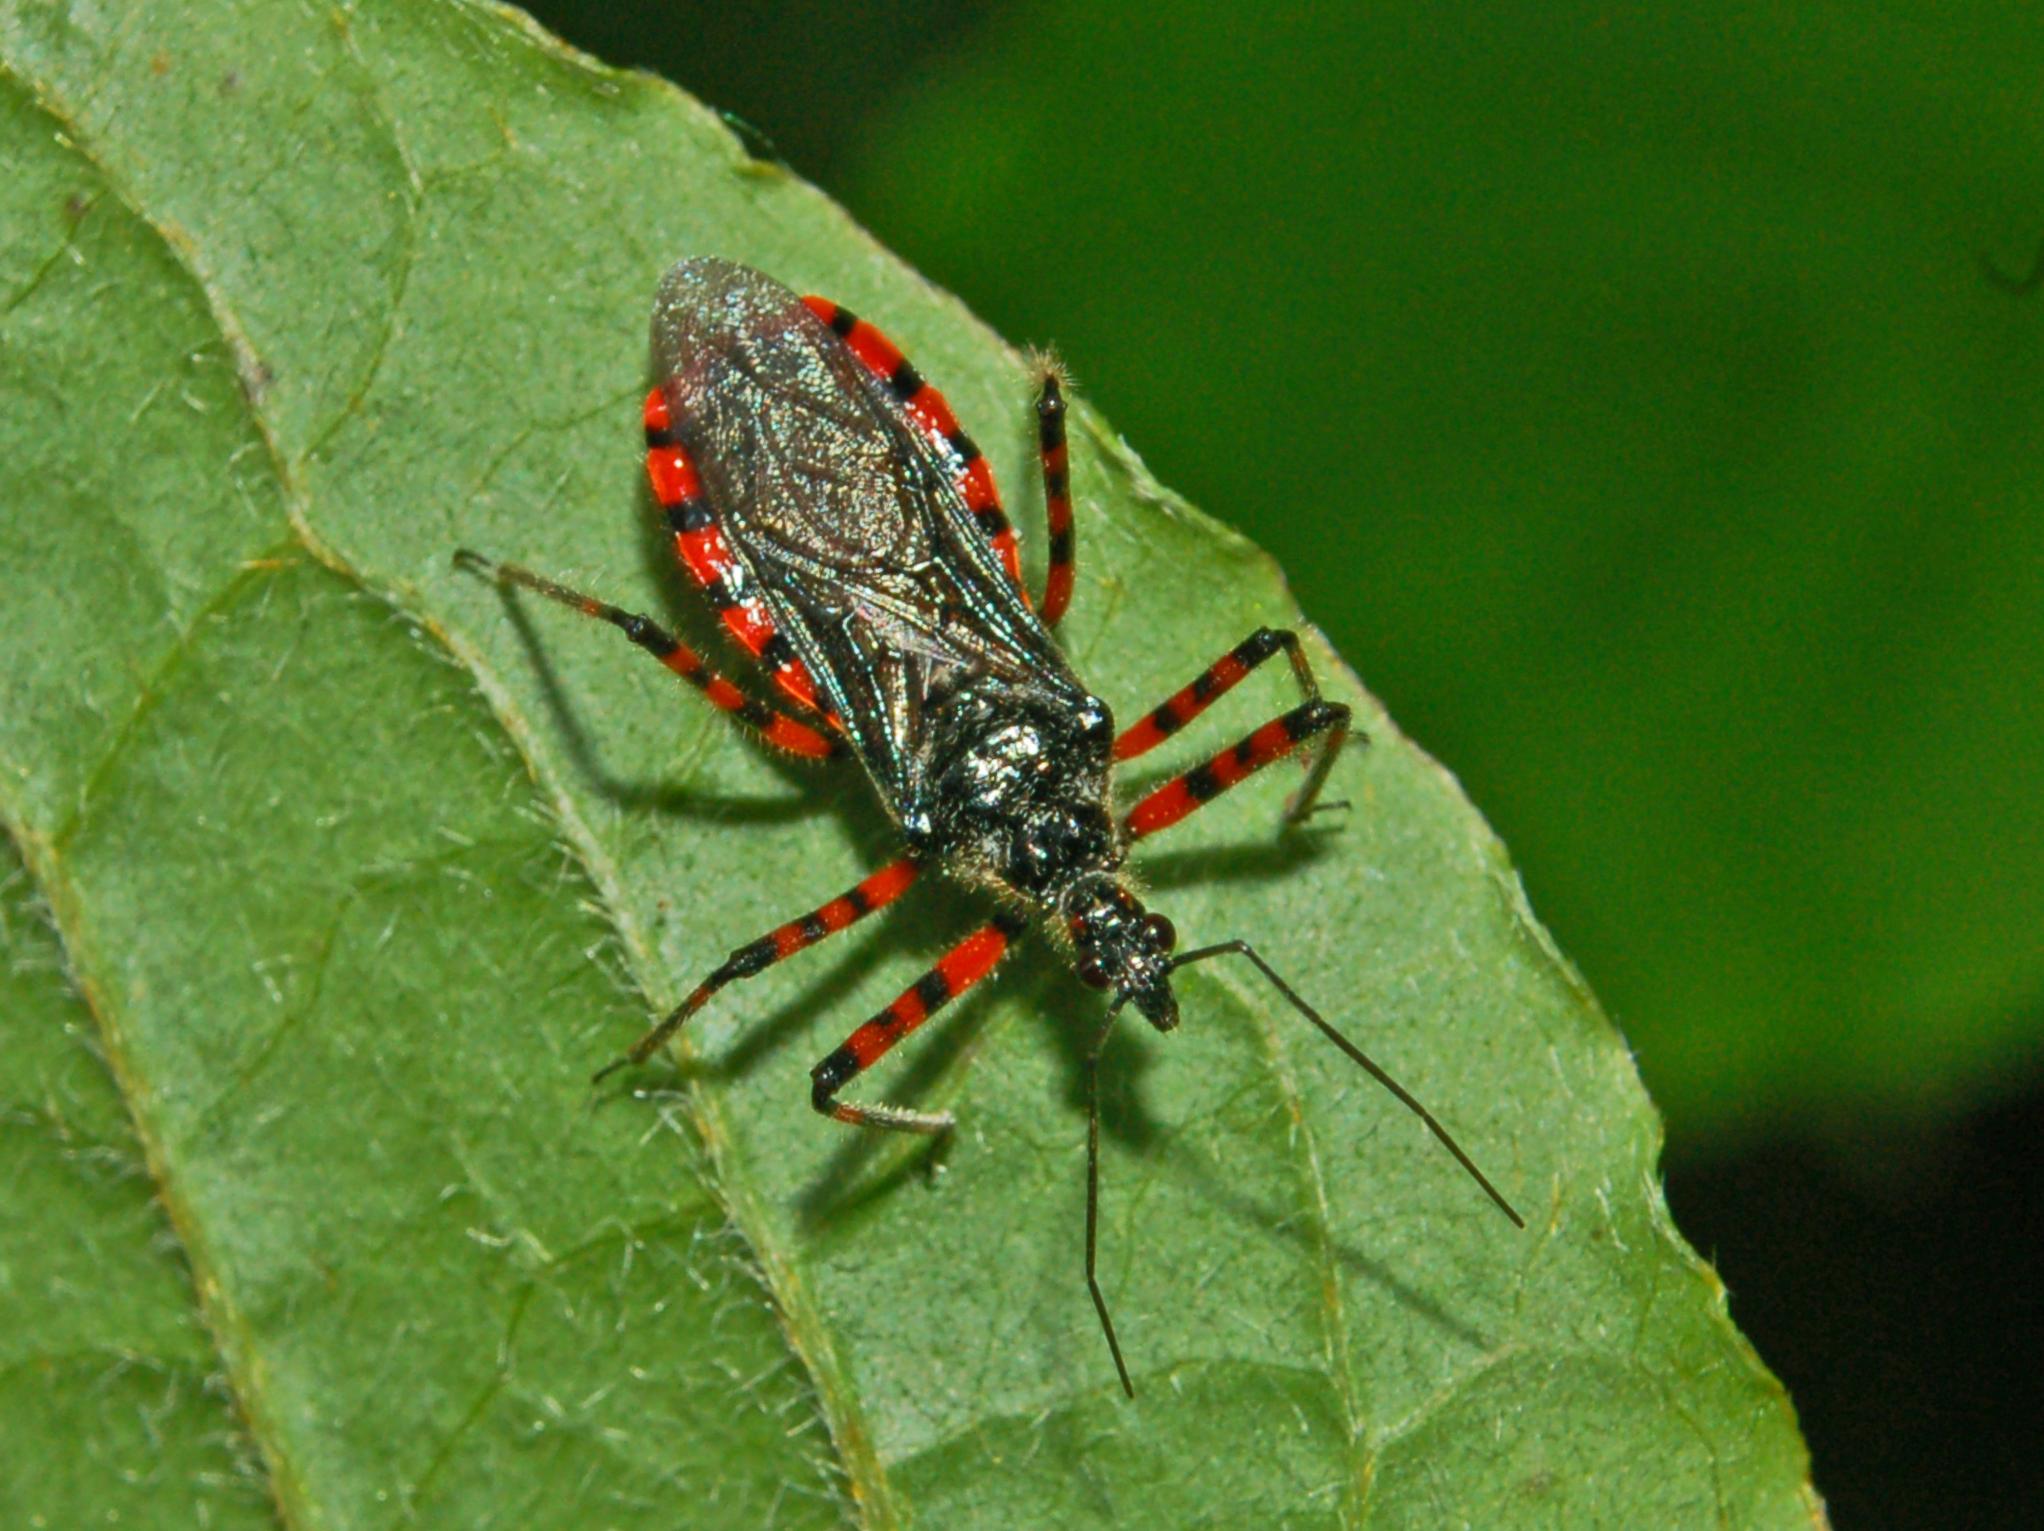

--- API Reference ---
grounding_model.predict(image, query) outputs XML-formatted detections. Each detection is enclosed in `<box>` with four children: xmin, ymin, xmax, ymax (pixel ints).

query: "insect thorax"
<box><xmin>912</xmin><ymin>675</ymin><xmax>1119</xmax><ymax>902</ymax></box>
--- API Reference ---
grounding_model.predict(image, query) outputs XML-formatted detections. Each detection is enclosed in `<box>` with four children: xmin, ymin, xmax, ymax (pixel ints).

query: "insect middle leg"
<box><xmin>810</xmin><ymin>911</ymin><xmax>1028</xmax><ymax>1133</ymax></box>
<box><xmin>453</xmin><ymin>550</ymin><xmax>840</xmax><ymax>759</ymax></box>
<box><xmin>1114</xmin><ymin>626</ymin><xmax>1331</xmax><ymax>762</ymax></box>
<box><xmin>1122</xmin><ymin>696</ymin><xmax>1354</xmax><ymax>838</ymax></box>
<box><xmin>593</xmin><ymin>856</ymin><xmax>923</xmax><ymax>1082</ymax></box>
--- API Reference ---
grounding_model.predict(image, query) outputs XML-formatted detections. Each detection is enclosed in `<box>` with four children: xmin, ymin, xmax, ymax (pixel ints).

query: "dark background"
<box><xmin>524</xmin><ymin>4</ymin><xmax>2044</xmax><ymax>1525</ymax></box>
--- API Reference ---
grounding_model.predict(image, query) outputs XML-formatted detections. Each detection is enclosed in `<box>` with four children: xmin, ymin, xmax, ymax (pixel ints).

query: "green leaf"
<box><xmin>844</xmin><ymin>0</ymin><xmax>2044</xmax><ymax>1146</ymax></box>
<box><xmin>0</xmin><ymin>2</ymin><xmax>1819</xmax><ymax>1525</ymax></box>
<box><xmin>0</xmin><ymin>841</ymin><xmax>277</xmax><ymax>1527</ymax></box>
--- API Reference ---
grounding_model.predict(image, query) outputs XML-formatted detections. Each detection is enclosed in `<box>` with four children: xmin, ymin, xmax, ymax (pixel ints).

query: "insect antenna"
<box><xmin>1171</xmin><ymin>940</ymin><xmax>1525</xmax><ymax>1227</ymax></box>
<box><xmin>1081</xmin><ymin>941</ymin><xmax>1523</xmax><ymax>1398</ymax></box>
<box><xmin>1084</xmin><ymin>997</ymin><xmax>1136</xmax><ymax>1398</ymax></box>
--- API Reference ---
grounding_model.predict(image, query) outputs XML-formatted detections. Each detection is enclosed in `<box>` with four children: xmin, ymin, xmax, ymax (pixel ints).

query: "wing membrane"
<box><xmin>653</xmin><ymin>259</ymin><xmax>1081</xmax><ymax>814</ymax></box>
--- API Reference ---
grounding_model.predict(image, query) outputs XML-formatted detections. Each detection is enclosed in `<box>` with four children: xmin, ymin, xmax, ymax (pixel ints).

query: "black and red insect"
<box><xmin>458</xmin><ymin>256</ymin><xmax>1520</xmax><ymax>1396</ymax></box>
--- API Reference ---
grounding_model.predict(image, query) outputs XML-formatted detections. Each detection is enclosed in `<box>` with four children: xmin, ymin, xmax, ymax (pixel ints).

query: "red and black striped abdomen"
<box><xmin>642</xmin><ymin>386</ymin><xmax>831</xmax><ymax>718</ymax></box>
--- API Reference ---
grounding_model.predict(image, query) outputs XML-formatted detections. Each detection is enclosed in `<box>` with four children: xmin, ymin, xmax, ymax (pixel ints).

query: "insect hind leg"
<box><xmin>593</xmin><ymin>855</ymin><xmax>922</xmax><ymax>1082</ymax></box>
<box><xmin>1032</xmin><ymin>353</ymin><xmax>1077</xmax><ymax>625</ymax></box>
<box><xmin>454</xmin><ymin>550</ymin><xmax>840</xmax><ymax>760</ymax></box>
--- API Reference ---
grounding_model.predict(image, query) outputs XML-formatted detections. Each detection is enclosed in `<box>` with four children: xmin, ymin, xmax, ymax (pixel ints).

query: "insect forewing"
<box><xmin>651</xmin><ymin>258</ymin><xmax>1081</xmax><ymax>819</ymax></box>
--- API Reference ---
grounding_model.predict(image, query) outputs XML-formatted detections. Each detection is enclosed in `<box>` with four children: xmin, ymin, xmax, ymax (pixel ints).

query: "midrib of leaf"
<box><xmin>0</xmin><ymin>55</ymin><xmax>892</xmax><ymax>1531</ymax></box>
<box><xmin>423</xmin><ymin>609</ymin><xmax>898</xmax><ymax>1518</ymax></box>
<box><xmin>16</xmin><ymin>816</ymin><xmax>311</xmax><ymax>1519</ymax></box>
<box><xmin>0</xmin><ymin>842</ymin><xmax>281</xmax><ymax>1529</ymax></box>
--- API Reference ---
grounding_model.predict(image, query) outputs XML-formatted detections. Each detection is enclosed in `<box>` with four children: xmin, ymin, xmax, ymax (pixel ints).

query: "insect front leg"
<box><xmin>809</xmin><ymin>912</ymin><xmax>1028</xmax><ymax>1133</ymax></box>
<box><xmin>593</xmin><ymin>856</ymin><xmax>922</xmax><ymax>1083</ymax></box>
<box><xmin>454</xmin><ymin>550</ymin><xmax>841</xmax><ymax>760</ymax></box>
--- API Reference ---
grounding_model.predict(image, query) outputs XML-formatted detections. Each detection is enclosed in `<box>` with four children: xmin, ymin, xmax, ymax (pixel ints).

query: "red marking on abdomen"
<box><xmin>775</xmin><ymin>662</ymin><xmax>820</xmax><ymax>711</ymax></box>
<box><xmin>646</xmin><ymin>446</ymin><xmax>701</xmax><ymax>506</ymax></box>
<box><xmin>842</xmin><ymin>320</ymin><xmax>905</xmax><ymax>379</ymax></box>
<box><xmin>670</xmin><ymin>521</ymin><xmax>828</xmax><ymax>712</ymax></box>
<box><xmin>897</xmin><ymin>381</ymin><xmax>961</xmax><ymax>445</ymax></box>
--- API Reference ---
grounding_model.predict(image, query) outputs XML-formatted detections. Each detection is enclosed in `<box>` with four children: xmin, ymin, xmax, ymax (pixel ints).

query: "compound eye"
<box><xmin>1141</xmin><ymin>913</ymin><xmax>1177</xmax><ymax>952</ymax></box>
<box><xmin>1076</xmin><ymin>956</ymin><xmax>1112</xmax><ymax>990</ymax></box>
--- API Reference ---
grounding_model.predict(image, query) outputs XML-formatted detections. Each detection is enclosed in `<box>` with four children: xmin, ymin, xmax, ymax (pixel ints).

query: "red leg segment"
<box><xmin>1034</xmin><ymin>362</ymin><xmax>1077</xmax><ymax>625</ymax></box>
<box><xmin>809</xmin><ymin>910</ymin><xmax>1029</xmax><ymax>1133</ymax></box>
<box><xmin>1123</xmin><ymin>699</ymin><xmax>1352</xmax><ymax>840</ymax></box>
<box><xmin>1114</xmin><ymin>626</ymin><xmax>1324</xmax><ymax>762</ymax></box>
<box><xmin>453</xmin><ymin>550</ymin><xmax>840</xmax><ymax>760</ymax></box>
<box><xmin>644</xmin><ymin>389</ymin><xmax>839</xmax><ymax>723</ymax></box>
<box><xmin>595</xmin><ymin>856</ymin><xmax>922</xmax><ymax>1080</ymax></box>
<box><xmin>801</xmin><ymin>297</ymin><xmax>1030</xmax><ymax>601</ymax></box>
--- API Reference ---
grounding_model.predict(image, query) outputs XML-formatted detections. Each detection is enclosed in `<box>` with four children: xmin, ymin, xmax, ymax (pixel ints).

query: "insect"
<box><xmin>457</xmin><ymin>257</ymin><xmax>1521</xmax><ymax>1396</ymax></box>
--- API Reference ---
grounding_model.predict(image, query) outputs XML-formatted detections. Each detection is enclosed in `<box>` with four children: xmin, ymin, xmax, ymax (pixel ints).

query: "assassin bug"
<box><xmin>457</xmin><ymin>257</ymin><xmax>1522</xmax><ymax>1397</ymax></box>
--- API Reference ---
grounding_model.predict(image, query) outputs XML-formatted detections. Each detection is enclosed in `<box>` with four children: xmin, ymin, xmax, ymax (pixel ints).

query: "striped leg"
<box><xmin>810</xmin><ymin>911</ymin><xmax>1028</xmax><ymax>1134</ymax></box>
<box><xmin>644</xmin><ymin>390</ymin><xmax>839</xmax><ymax>722</ymax></box>
<box><xmin>453</xmin><ymin>550</ymin><xmax>840</xmax><ymax>760</ymax></box>
<box><xmin>801</xmin><ymin>296</ymin><xmax>1030</xmax><ymax>600</ymax></box>
<box><xmin>1114</xmin><ymin>626</ymin><xmax>1324</xmax><ymax>762</ymax></box>
<box><xmin>1034</xmin><ymin>360</ymin><xmax>1077</xmax><ymax>625</ymax></box>
<box><xmin>1123</xmin><ymin>699</ymin><xmax>1352</xmax><ymax>840</ymax></box>
<box><xmin>594</xmin><ymin>856</ymin><xmax>921</xmax><ymax>1082</ymax></box>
